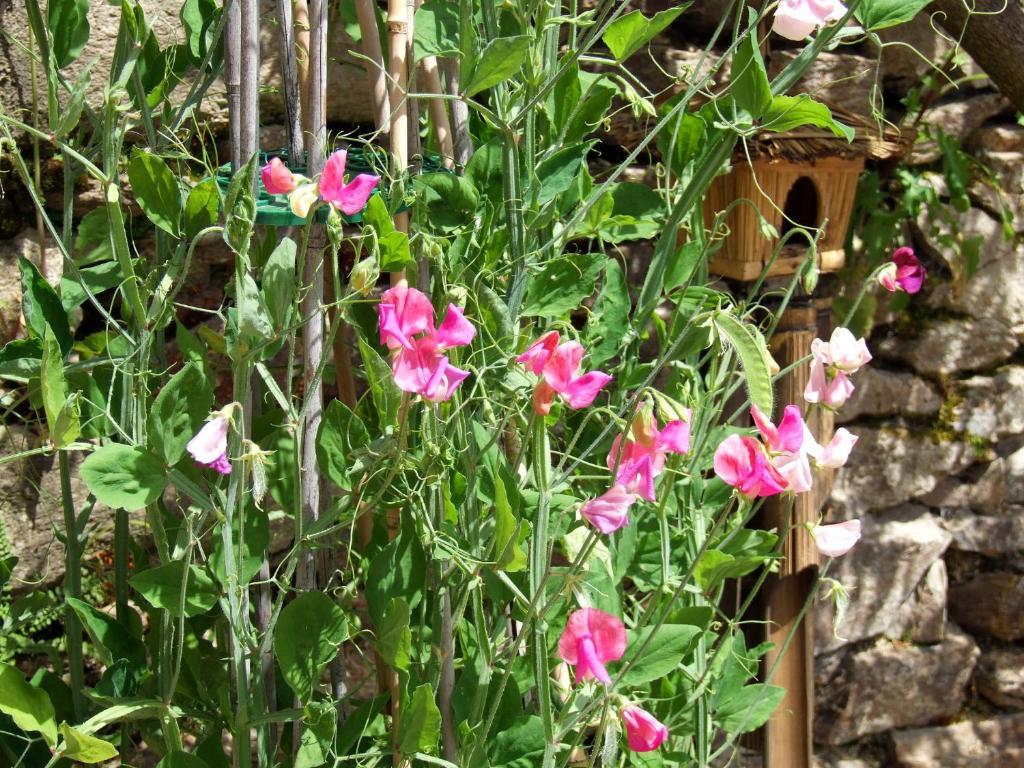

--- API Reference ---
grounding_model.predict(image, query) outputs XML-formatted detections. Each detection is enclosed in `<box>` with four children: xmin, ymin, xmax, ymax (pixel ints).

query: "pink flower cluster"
<box><xmin>558</xmin><ymin>608</ymin><xmax>669</xmax><ymax>752</ymax></box>
<box><xmin>517</xmin><ymin>332</ymin><xmax>613</xmax><ymax>415</ymax></box>
<box><xmin>578</xmin><ymin>410</ymin><xmax>691</xmax><ymax>534</ymax></box>
<box><xmin>878</xmin><ymin>247</ymin><xmax>926</xmax><ymax>294</ymax></box>
<box><xmin>804</xmin><ymin>327</ymin><xmax>872</xmax><ymax>410</ymax></box>
<box><xmin>261</xmin><ymin>150</ymin><xmax>381</xmax><ymax>218</ymax></box>
<box><xmin>377</xmin><ymin>284</ymin><xmax>475</xmax><ymax>402</ymax></box>
<box><xmin>714</xmin><ymin>404</ymin><xmax>858</xmax><ymax>499</ymax></box>
<box><xmin>773</xmin><ymin>0</ymin><xmax>846</xmax><ymax>41</ymax></box>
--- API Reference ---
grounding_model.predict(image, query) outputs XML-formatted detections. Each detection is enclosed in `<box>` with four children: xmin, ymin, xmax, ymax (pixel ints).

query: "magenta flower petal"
<box><xmin>516</xmin><ymin>331</ymin><xmax>560</xmax><ymax>375</ymax></box>
<box><xmin>378</xmin><ymin>284</ymin><xmax>435</xmax><ymax>349</ymax></box>
<box><xmin>318</xmin><ymin>149</ymin><xmax>349</xmax><ymax>202</ymax></box>
<box><xmin>542</xmin><ymin>341</ymin><xmax>585</xmax><ymax>393</ymax></box>
<box><xmin>658</xmin><ymin>417</ymin><xmax>691</xmax><ymax>455</ymax></box>
<box><xmin>557</xmin><ymin>608</ymin><xmax>627</xmax><ymax>685</ymax></box>
<box><xmin>435</xmin><ymin>304</ymin><xmax>476</xmax><ymax>349</ymax></box>
<box><xmin>562</xmin><ymin>371</ymin><xmax>613</xmax><ymax>409</ymax></box>
<box><xmin>261</xmin><ymin>157</ymin><xmax>296</xmax><ymax>195</ymax></box>
<box><xmin>893</xmin><ymin>246</ymin><xmax>926</xmax><ymax>294</ymax></box>
<box><xmin>621</xmin><ymin>705</ymin><xmax>669</xmax><ymax>752</ymax></box>
<box><xmin>334</xmin><ymin>174</ymin><xmax>381</xmax><ymax>216</ymax></box>
<box><xmin>580</xmin><ymin>484</ymin><xmax>635</xmax><ymax>534</ymax></box>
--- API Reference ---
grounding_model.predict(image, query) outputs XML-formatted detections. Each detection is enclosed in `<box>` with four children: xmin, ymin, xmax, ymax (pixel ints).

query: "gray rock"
<box><xmin>909</xmin><ymin>93</ymin><xmax>1011</xmax><ymax>164</ymax></box>
<box><xmin>953</xmin><ymin>368</ymin><xmax>1024</xmax><ymax>442</ymax></box>
<box><xmin>969</xmin><ymin>150</ymin><xmax>1024</xmax><ymax>234</ymax></box>
<box><xmin>971</xmin><ymin>125</ymin><xmax>1024</xmax><ymax>153</ymax></box>
<box><xmin>837</xmin><ymin>368</ymin><xmax>942</xmax><ymax>424</ymax></box>
<box><xmin>977</xmin><ymin>649</ymin><xmax>1024</xmax><ymax>709</ymax></box>
<box><xmin>1007</xmin><ymin>445</ymin><xmax>1024</xmax><ymax>503</ymax></box>
<box><xmin>886</xmin><ymin>558</ymin><xmax>948</xmax><ymax>645</ymax></box>
<box><xmin>830</xmin><ymin>428</ymin><xmax>973</xmax><ymax>516</ymax></box>
<box><xmin>875</xmin><ymin>14</ymin><xmax>951</xmax><ymax>93</ymax></box>
<box><xmin>946</xmin><ymin>511</ymin><xmax>1024</xmax><ymax>559</ymax></box>
<box><xmin>815</xmin><ymin>625</ymin><xmax>979</xmax><ymax>745</ymax></box>
<box><xmin>949</xmin><ymin>572</ymin><xmax>1024</xmax><ymax>640</ymax></box>
<box><xmin>815</xmin><ymin>505</ymin><xmax>951</xmax><ymax>653</ymax></box>
<box><xmin>891</xmin><ymin>714</ymin><xmax>1024</xmax><ymax>767</ymax></box>
<box><xmin>875</xmin><ymin>316</ymin><xmax>1018</xmax><ymax>376</ymax></box>
<box><xmin>919</xmin><ymin>460</ymin><xmax>1008</xmax><ymax>513</ymax></box>
<box><xmin>767</xmin><ymin>50</ymin><xmax>876</xmax><ymax>118</ymax></box>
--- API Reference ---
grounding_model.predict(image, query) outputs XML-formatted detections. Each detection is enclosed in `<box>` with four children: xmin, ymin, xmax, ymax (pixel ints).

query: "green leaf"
<box><xmin>399</xmin><ymin>684</ymin><xmax>440</xmax><ymax>756</ymax></box>
<box><xmin>316</xmin><ymin>399</ymin><xmax>369</xmax><ymax>491</ymax></box>
<box><xmin>223</xmin><ymin>154</ymin><xmax>258</xmax><ymax>258</ymax></box>
<box><xmin>693</xmin><ymin>549</ymin><xmax>766</xmax><ymax>592</ymax></box>
<box><xmin>621</xmin><ymin>624</ymin><xmax>702</xmax><ymax>685</ymax></box>
<box><xmin>48</xmin><ymin>0</ymin><xmax>90</xmax><ymax>68</ymax></box>
<box><xmin>149</xmin><ymin>363</ymin><xmax>213</xmax><ymax>465</ymax></box>
<box><xmin>522</xmin><ymin>253</ymin><xmax>606</xmax><ymax>318</ymax></box>
<box><xmin>60</xmin><ymin>261</ymin><xmax>123</xmax><ymax>312</ymax></box>
<box><xmin>157</xmin><ymin>751</ymin><xmax>212</xmax><ymax>768</ymax></box>
<box><xmin>414</xmin><ymin>0</ymin><xmax>460</xmax><ymax>60</ymax></box>
<box><xmin>535</xmin><ymin>143</ymin><xmax>591</xmax><ymax>206</ymax></box>
<box><xmin>602</xmin><ymin>6</ymin><xmax>686</xmax><ymax>62</ymax></box>
<box><xmin>489</xmin><ymin>716</ymin><xmax>546</xmax><ymax>767</ymax></box>
<box><xmin>414</xmin><ymin>173</ymin><xmax>480</xmax><ymax>230</ymax></box>
<box><xmin>493</xmin><ymin>476</ymin><xmax>528</xmax><ymax>573</ymax></box>
<box><xmin>376</xmin><ymin>598</ymin><xmax>411</xmax><ymax>671</ymax></box>
<box><xmin>855</xmin><ymin>0</ymin><xmax>931</xmax><ymax>31</ymax></box>
<box><xmin>761</xmin><ymin>95</ymin><xmax>854</xmax><ymax>141</ymax></box>
<box><xmin>208</xmin><ymin>505</ymin><xmax>269</xmax><ymax>587</ymax></box>
<box><xmin>357</xmin><ymin>337</ymin><xmax>401</xmax><ymax>429</ymax></box>
<box><xmin>183</xmin><ymin>178</ymin><xmax>220</xmax><ymax>240</ymax></box>
<box><xmin>129</xmin><ymin>560</ymin><xmax>219</xmax><ymax>617</ymax></box>
<box><xmin>565</xmin><ymin>72</ymin><xmax>616</xmax><ymax>144</ymax></box>
<box><xmin>586</xmin><ymin>261</ymin><xmax>631</xmax><ymax>367</ymax></box>
<box><xmin>464</xmin><ymin>35</ymin><xmax>530</xmax><ymax>97</ymax></box>
<box><xmin>19</xmin><ymin>256</ymin><xmax>72</xmax><ymax>356</ymax></box>
<box><xmin>715</xmin><ymin>683</ymin><xmax>786</xmax><ymax>733</ymax></box>
<box><xmin>54</xmin><ymin>65</ymin><xmax>91</xmax><ymax>138</ymax></box>
<box><xmin>713</xmin><ymin>312</ymin><xmax>774</xmax><ymax>415</ymax></box>
<box><xmin>59</xmin><ymin>723</ymin><xmax>118</xmax><ymax>764</ymax></box>
<box><xmin>180</xmin><ymin>0</ymin><xmax>219</xmax><ymax>62</ymax></box>
<box><xmin>731</xmin><ymin>29</ymin><xmax>772</xmax><ymax>119</ymax></box>
<box><xmin>66</xmin><ymin>598</ymin><xmax>147</xmax><ymax>669</ymax></box>
<box><xmin>74</xmin><ymin>208</ymin><xmax>114</xmax><ymax>266</ymax></box>
<box><xmin>465</xmin><ymin>139</ymin><xmax>503</xmax><ymax>204</ymax></box>
<box><xmin>274</xmin><ymin>592</ymin><xmax>348</xmax><ymax>703</ymax></box>
<box><xmin>238</xmin><ymin>272</ymin><xmax>274</xmax><ymax>342</ymax></box>
<box><xmin>362</xmin><ymin>196</ymin><xmax>412</xmax><ymax>271</ymax></box>
<box><xmin>295</xmin><ymin>700</ymin><xmax>337</xmax><ymax>768</ymax></box>
<box><xmin>262</xmin><ymin>237</ymin><xmax>296</xmax><ymax>330</ymax></box>
<box><xmin>365</xmin><ymin>523</ymin><xmax>425</xmax><ymax>626</ymax></box>
<box><xmin>127</xmin><ymin>149</ymin><xmax>182</xmax><ymax>237</ymax></box>
<box><xmin>40</xmin><ymin>327</ymin><xmax>80</xmax><ymax>448</ymax></box>
<box><xmin>80</xmin><ymin>444</ymin><xmax>167</xmax><ymax>510</ymax></box>
<box><xmin>0</xmin><ymin>662</ymin><xmax>57</xmax><ymax>746</ymax></box>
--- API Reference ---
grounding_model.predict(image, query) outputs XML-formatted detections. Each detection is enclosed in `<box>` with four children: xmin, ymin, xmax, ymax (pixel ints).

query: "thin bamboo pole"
<box><xmin>405</xmin><ymin>0</ymin><xmax>421</xmax><ymax>167</ymax></box>
<box><xmin>420</xmin><ymin>57</ymin><xmax>454</xmax><ymax>167</ymax></box>
<box><xmin>276</xmin><ymin>0</ymin><xmax>304</xmax><ymax>161</ymax></box>
<box><xmin>225</xmin><ymin>0</ymin><xmax>242</xmax><ymax>171</ymax></box>
<box><xmin>441</xmin><ymin>57</ymin><xmax>471</xmax><ymax>167</ymax></box>
<box><xmin>354</xmin><ymin>0</ymin><xmax>391</xmax><ymax>135</ymax></box>
<box><xmin>388</xmin><ymin>0</ymin><xmax>410</xmax><ymax>286</ymax></box>
<box><xmin>240</xmin><ymin>0</ymin><xmax>260</xmax><ymax>169</ymax></box>
<box><xmin>295</xmin><ymin>0</ymin><xmax>312</xmax><ymax>140</ymax></box>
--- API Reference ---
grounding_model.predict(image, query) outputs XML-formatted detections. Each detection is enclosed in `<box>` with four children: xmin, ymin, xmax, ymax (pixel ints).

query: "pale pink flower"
<box><xmin>261</xmin><ymin>157</ymin><xmax>297</xmax><ymax>195</ymax></box>
<box><xmin>621</xmin><ymin>705</ymin><xmax>669</xmax><ymax>752</ymax></box>
<box><xmin>579</xmin><ymin>484</ymin><xmax>635</xmax><ymax>534</ymax></box>
<box><xmin>878</xmin><ymin>246</ymin><xmax>926</xmax><ymax>294</ymax></box>
<box><xmin>806</xmin><ymin>427</ymin><xmax>858</xmax><ymax>469</ymax></box>
<box><xmin>713</xmin><ymin>434</ymin><xmax>787</xmax><ymax>499</ymax></box>
<box><xmin>517</xmin><ymin>333</ymin><xmax>612</xmax><ymax>415</ymax></box>
<box><xmin>773</xmin><ymin>0</ymin><xmax>846</xmax><ymax>40</ymax></box>
<box><xmin>557</xmin><ymin>608</ymin><xmax>627</xmax><ymax>685</ymax></box>
<box><xmin>607</xmin><ymin>411</ymin><xmax>691</xmax><ymax>502</ymax></box>
<box><xmin>187</xmin><ymin>415</ymin><xmax>231</xmax><ymax>475</ymax></box>
<box><xmin>319</xmin><ymin>150</ymin><xmax>381</xmax><ymax>216</ymax></box>
<box><xmin>811</xmin><ymin>519</ymin><xmax>861</xmax><ymax>557</ymax></box>
<box><xmin>817</xmin><ymin>328</ymin><xmax>871</xmax><ymax>374</ymax></box>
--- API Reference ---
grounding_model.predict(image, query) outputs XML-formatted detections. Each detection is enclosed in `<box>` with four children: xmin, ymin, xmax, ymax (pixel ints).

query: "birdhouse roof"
<box><xmin>744</xmin><ymin>107</ymin><xmax>905</xmax><ymax>163</ymax></box>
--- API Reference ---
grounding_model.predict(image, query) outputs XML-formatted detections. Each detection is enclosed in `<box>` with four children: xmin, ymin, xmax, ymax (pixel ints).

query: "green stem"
<box><xmin>59</xmin><ymin>452</ymin><xmax>85</xmax><ymax>721</ymax></box>
<box><xmin>528</xmin><ymin>423</ymin><xmax>555</xmax><ymax>764</ymax></box>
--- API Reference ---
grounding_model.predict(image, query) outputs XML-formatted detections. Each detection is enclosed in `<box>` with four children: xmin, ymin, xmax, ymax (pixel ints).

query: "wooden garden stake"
<box><xmin>442</xmin><ymin>57</ymin><xmax>472</xmax><ymax>167</ymax></box>
<box><xmin>276</xmin><ymin>0</ymin><xmax>304</xmax><ymax>161</ymax></box>
<box><xmin>225</xmin><ymin>0</ymin><xmax>242</xmax><ymax>171</ymax></box>
<box><xmin>354</xmin><ymin>0</ymin><xmax>392</xmax><ymax>135</ymax></box>
<box><xmin>419</xmin><ymin>44</ymin><xmax>455</xmax><ymax>167</ymax></box>
<box><xmin>240</xmin><ymin>0</ymin><xmax>259</xmax><ymax>172</ymax></box>
<box><xmin>388</xmin><ymin>0</ymin><xmax>410</xmax><ymax>254</ymax></box>
<box><xmin>295</xmin><ymin>0</ymin><xmax>311</xmax><ymax>137</ymax></box>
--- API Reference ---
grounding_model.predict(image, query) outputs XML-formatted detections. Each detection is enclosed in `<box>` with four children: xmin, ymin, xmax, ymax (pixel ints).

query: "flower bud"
<box><xmin>350</xmin><ymin>256</ymin><xmax>380</xmax><ymax>296</ymax></box>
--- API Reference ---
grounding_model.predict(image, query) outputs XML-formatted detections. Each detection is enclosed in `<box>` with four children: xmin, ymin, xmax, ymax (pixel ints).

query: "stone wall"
<box><xmin>814</xmin><ymin>121</ymin><xmax>1024</xmax><ymax>768</ymax></box>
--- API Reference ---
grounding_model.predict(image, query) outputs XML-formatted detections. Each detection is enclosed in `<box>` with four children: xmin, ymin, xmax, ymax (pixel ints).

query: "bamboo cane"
<box><xmin>405</xmin><ymin>0</ymin><xmax>421</xmax><ymax>167</ymax></box>
<box><xmin>354</xmin><ymin>0</ymin><xmax>391</xmax><ymax>135</ymax></box>
<box><xmin>442</xmin><ymin>57</ymin><xmax>472</xmax><ymax>166</ymax></box>
<box><xmin>388</xmin><ymin>0</ymin><xmax>410</xmax><ymax>286</ymax></box>
<box><xmin>413</xmin><ymin>0</ymin><xmax>454</xmax><ymax>168</ymax></box>
<box><xmin>276</xmin><ymin>0</ymin><xmax>304</xmax><ymax>161</ymax></box>
<box><xmin>240</xmin><ymin>0</ymin><xmax>259</xmax><ymax>174</ymax></box>
<box><xmin>295</xmin><ymin>0</ymin><xmax>312</xmax><ymax>140</ymax></box>
<box><xmin>225</xmin><ymin>0</ymin><xmax>242</xmax><ymax>171</ymax></box>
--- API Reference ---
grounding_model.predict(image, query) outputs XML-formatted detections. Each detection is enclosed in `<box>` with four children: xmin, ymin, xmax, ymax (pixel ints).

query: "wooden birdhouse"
<box><xmin>702</xmin><ymin>113</ymin><xmax>902</xmax><ymax>282</ymax></box>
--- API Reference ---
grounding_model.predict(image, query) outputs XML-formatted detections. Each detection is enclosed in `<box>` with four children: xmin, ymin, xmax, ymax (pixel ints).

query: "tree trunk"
<box><xmin>933</xmin><ymin>0</ymin><xmax>1024</xmax><ymax>112</ymax></box>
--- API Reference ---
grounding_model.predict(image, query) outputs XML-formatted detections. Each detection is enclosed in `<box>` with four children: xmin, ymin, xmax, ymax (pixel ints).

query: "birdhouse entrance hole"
<box><xmin>780</xmin><ymin>176</ymin><xmax>820</xmax><ymax>245</ymax></box>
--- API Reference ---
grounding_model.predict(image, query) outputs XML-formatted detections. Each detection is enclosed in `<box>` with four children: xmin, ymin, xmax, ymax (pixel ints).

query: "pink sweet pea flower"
<box><xmin>517</xmin><ymin>333</ymin><xmax>612</xmax><ymax>415</ymax></box>
<box><xmin>377</xmin><ymin>285</ymin><xmax>475</xmax><ymax>402</ymax></box>
<box><xmin>607</xmin><ymin>411</ymin><xmax>691</xmax><ymax>502</ymax></box>
<box><xmin>814</xmin><ymin>328</ymin><xmax>871</xmax><ymax>374</ymax></box>
<box><xmin>187</xmin><ymin>414</ymin><xmax>231</xmax><ymax>475</ymax></box>
<box><xmin>378</xmin><ymin>284</ymin><xmax>436</xmax><ymax>350</ymax></box>
<box><xmin>811</xmin><ymin>519</ymin><xmax>861</xmax><ymax>557</ymax></box>
<box><xmin>261</xmin><ymin>157</ymin><xmax>297</xmax><ymax>195</ymax></box>
<box><xmin>878</xmin><ymin>247</ymin><xmax>926</xmax><ymax>294</ymax></box>
<box><xmin>621</xmin><ymin>705</ymin><xmax>669</xmax><ymax>752</ymax></box>
<box><xmin>579</xmin><ymin>484</ymin><xmax>636</xmax><ymax>534</ymax></box>
<box><xmin>804</xmin><ymin>362</ymin><xmax>855</xmax><ymax>409</ymax></box>
<box><xmin>557</xmin><ymin>608</ymin><xmax>627</xmax><ymax>685</ymax></box>
<box><xmin>319</xmin><ymin>150</ymin><xmax>381</xmax><ymax>216</ymax></box>
<box><xmin>806</xmin><ymin>427</ymin><xmax>858</xmax><ymax>469</ymax></box>
<box><xmin>713</xmin><ymin>434</ymin><xmax>787</xmax><ymax>498</ymax></box>
<box><xmin>750</xmin><ymin>404</ymin><xmax>804</xmax><ymax>453</ymax></box>
<box><xmin>773</xmin><ymin>0</ymin><xmax>846</xmax><ymax>40</ymax></box>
